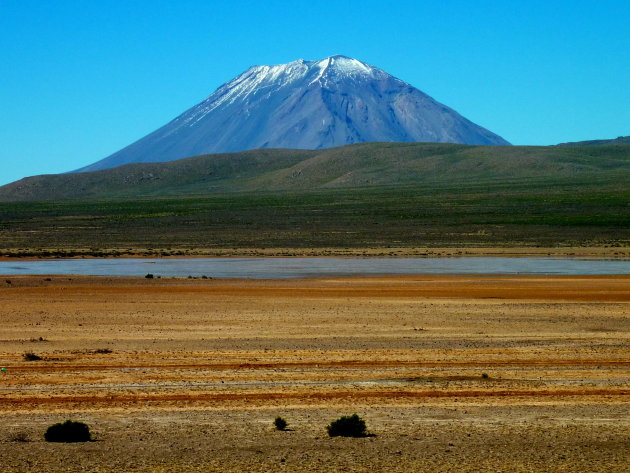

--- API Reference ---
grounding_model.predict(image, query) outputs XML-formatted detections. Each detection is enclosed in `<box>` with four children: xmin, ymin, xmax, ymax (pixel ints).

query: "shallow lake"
<box><xmin>0</xmin><ymin>257</ymin><xmax>628</xmax><ymax>278</ymax></box>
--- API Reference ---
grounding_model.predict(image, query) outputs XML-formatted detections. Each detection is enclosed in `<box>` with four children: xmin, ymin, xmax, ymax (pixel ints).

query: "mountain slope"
<box><xmin>2</xmin><ymin>142</ymin><xmax>629</xmax><ymax>201</ymax></box>
<box><xmin>77</xmin><ymin>56</ymin><xmax>509</xmax><ymax>172</ymax></box>
<box><xmin>557</xmin><ymin>136</ymin><xmax>630</xmax><ymax>146</ymax></box>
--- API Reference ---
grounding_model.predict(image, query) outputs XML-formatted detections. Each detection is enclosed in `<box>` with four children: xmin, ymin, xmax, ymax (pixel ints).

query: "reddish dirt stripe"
<box><xmin>6</xmin><ymin>359</ymin><xmax>630</xmax><ymax>372</ymax></box>
<box><xmin>7</xmin><ymin>275</ymin><xmax>630</xmax><ymax>301</ymax></box>
<box><xmin>2</xmin><ymin>389</ymin><xmax>628</xmax><ymax>406</ymax></box>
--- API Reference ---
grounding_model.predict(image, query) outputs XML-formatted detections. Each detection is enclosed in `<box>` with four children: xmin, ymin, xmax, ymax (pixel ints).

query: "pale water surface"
<box><xmin>0</xmin><ymin>257</ymin><xmax>628</xmax><ymax>278</ymax></box>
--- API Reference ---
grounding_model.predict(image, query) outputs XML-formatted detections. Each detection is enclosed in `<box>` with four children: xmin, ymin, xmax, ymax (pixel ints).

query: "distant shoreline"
<box><xmin>1</xmin><ymin>246</ymin><xmax>628</xmax><ymax>262</ymax></box>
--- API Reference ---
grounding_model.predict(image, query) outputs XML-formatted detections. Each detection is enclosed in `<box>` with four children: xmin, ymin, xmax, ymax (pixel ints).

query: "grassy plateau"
<box><xmin>0</xmin><ymin>142</ymin><xmax>628</xmax><ymax>255</ymax></box>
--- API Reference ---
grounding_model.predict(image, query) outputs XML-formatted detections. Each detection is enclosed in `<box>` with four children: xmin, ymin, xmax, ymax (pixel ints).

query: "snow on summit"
<box><xmin>221</xmin><ymin>55</ymin><xmax>386</xmax><ymax>98</ymax></box>
<box><xmin>77</xmin><ymin>56</ymin><xmax>510</xmax><ymax>172</ymax></box>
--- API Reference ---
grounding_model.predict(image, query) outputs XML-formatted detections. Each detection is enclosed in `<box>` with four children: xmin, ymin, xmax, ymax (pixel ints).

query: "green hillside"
<box><xmin>1</xmin><ymin>142</ymin><xmax>629</xmax><ymax>201</ymax></box>
<box><xmin>557</xmin><ymin>136</ymin><xmax>630</xmax><ymax>146</ymax></box>
<box><xmin>0</xmin><ymin>142</ymin><xmax>628</xmax><ymax>253</ymax></box>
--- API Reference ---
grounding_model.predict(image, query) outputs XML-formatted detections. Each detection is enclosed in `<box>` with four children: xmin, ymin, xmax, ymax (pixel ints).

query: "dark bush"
<box><xmin>23</xmin><ymin>352</ymin><xmax>42</xmax><ymax>361</ymax></box>
<box><xmin>9</xmin><ymin>432</ymin><xmax>29</xmax><ymax>442</ymax></box>
<box><xmin>326</xmin><ymin>414</ymin><xmax>368</xmax><ymax>437</ymax></box>
<box><xmin>145</xmin><ymin>273</ymin><xmax>154</xmax><ymax>279</ymax></box>
<box><xmin>44</xmin><ymin>420</ymin><xmax>92</xmax><ymax>443</ymax></box>
<box><xmin>93</xmin><ymin>348</ymin><xmax>113</xmax><ymax>354</ymax></box>
<box><xmin>274</xmin><ymin>416</ymin><xmax>288</xmax><ymax>431</ymax></box>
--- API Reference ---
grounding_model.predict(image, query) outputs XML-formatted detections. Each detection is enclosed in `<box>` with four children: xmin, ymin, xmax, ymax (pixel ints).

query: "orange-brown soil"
<box><xmin>1</xmin><ymin>275</ymin><xmax>628</xmax><ymax>472</ymax></box>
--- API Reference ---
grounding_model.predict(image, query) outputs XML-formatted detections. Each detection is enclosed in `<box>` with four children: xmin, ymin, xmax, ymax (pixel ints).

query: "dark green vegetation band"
<box><xmin>0</xmin><ymin>143</ymin><xmax>628</xmax><ymax>251</ymax></box>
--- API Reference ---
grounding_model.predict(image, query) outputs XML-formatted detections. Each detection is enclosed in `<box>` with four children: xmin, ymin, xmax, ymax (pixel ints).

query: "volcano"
<box><xmin>78</xmin><ymin>55</ymin><xmax>509</xmax><ymax>172</ymax></box>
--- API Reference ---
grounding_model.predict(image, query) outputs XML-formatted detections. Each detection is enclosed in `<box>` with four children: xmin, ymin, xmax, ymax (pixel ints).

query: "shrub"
<box><xmin>274</xmin><ymin>416</ymin><xmax>288</xmax><ymax>431</ymax></box>
<box><xmin>44</xmin><ymin>420</ymin><xmax>92</xmax><ymax>443</ymax></box>
<box><xmin>481</xmin><ymin>372</ymin><xmax>489</xmax><ymax>379</ymax></box>
<box><xmin>93</xmin><ymin>348</ymin><xmax>113</xmax><ymax>354</ymax></box>
<box><xmin>23</xmin><ymin>352</ymin><xmax>42</xmax><ymax>361</ymax></box>
<box><xmin>145</xmin><ymin>273</ymin><xmax>154</xmax><ymax>279</ymax></box>
<box><xmin>326</xmin><ymin>414</ymin><xmax>368</xmax><ymax>437</ymax></box>
<box><xmin>9</xmin><ymin>432</ymin><xmax>29</xmax><ymax>442</ymax></box>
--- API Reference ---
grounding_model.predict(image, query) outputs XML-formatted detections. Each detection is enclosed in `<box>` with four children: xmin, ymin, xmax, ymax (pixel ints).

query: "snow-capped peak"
<box><xmin>321</xmin><ymin>55</ymin><xmax>376</xmax><ymax>75</ymax></box>
<box><xmin>237</xmin><ymin>55</ymin><xmax>386</xmax><ymax>88</ymax></box>
<box><xmin>198</xmin><ymin>56</ymin><xmax>388</xmax><ymax>115</ymax></box>
<box><xmin>310</xmin><ymin>55</ymin><xmax>385</xmax><ymax>82</ymax></box>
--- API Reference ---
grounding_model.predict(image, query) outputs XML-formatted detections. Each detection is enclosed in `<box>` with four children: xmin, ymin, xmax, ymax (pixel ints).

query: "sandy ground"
<box><xmin>0</xmin><ymin>275</ymin><xmax>628</xmax><ymax>472</ymax></box>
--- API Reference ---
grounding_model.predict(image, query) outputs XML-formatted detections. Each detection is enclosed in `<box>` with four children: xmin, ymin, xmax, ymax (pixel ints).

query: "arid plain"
<box><xmin>1</xmin><ymin>274</ymin><xmax>629</xmax><ymax>472</ymax></box>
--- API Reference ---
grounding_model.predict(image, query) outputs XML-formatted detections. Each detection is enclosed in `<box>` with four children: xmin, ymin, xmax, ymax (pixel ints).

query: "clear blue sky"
<box><xmin>1</xmin><ymin>0</ymin><xmax>629</xmax><ymax>185</ymax></box>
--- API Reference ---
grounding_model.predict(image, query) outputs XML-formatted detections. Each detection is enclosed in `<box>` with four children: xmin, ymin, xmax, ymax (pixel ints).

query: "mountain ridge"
<box><xmin>556</xmin><ymin>136</ymin><xmax>630</xmax><ymax>146</ymax></box>
<box><xmin>4</xmin><ymin>141</ymin><xmax>629</xmax><ymax>202</ymax></box>
<box><xmin>77</xmin><ymin>56</ymin><xmax>509</xmax><ymax>172</ymax></box>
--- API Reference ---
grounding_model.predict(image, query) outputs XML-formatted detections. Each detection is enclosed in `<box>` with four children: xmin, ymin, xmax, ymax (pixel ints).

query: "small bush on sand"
<box><xmin>274</xmin><ymin>417</ymin><xmax>288</xmax><ymax>431</ymax></box>
<box><xmin>327</xmin><ymin>414</ymin><xmax>368</xmax><ymax>438</ymax></box>
<box><xmin>23</xmin><ymin>352</ymin><xmax>42</xmax><ymax>361</ymax></box>
<box><xmin>44</xmin><ymin>420</ymin><xmax>92</xmax><ymax>443</ymax></box>
<box><xmin>9</xmin><ymin>432</ymin><xmax>29</xmax><ymax>442</ymax></box>
<box><xmin>93</xmin><ymin>348</ymin><xmax>113</xmax><ymax>354</ymax></box>
<box><xmin>145</xmin><ymin>273</ymin><xmax>154</xmax><ymax>279</ymax></box>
